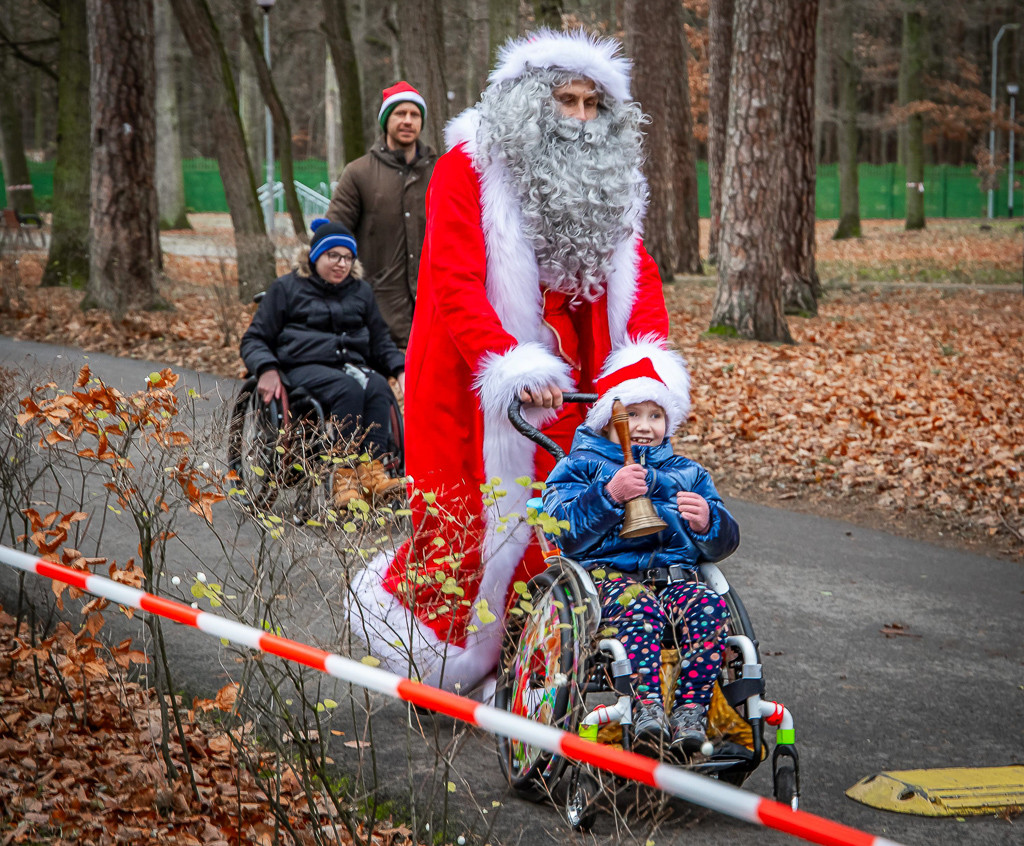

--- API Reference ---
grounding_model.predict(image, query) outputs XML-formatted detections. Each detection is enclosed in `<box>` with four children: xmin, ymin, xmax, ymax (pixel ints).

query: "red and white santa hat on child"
<box><xmin>585</xmin><ymin>340</ymin><xmax>691</xmax><ymax>438</ymax></box>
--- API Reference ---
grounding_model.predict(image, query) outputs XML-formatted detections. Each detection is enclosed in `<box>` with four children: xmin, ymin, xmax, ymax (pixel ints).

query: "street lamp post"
<box><xmin>989</xmin><ymin>23</ymin><xmax>1020</xmax><ymax>219</ymax></box>
<box><xmin>1009</xmin><ymin>84</ymin><xmax>1019</xmax><ymax>218</ymax></box>
<box><xmin>257</xmin><ymin>0</ymin><xmax>275</xmax><ymax>234</ymax></box>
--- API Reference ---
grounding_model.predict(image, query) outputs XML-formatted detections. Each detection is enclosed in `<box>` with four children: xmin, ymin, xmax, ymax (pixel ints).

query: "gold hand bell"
<box><xmin>610</xmin><ymin>398</ymin><xmax>668</xmax><ymax>539</ymax></box>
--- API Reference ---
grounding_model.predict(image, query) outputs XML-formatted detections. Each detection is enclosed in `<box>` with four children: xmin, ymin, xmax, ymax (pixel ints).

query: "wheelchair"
<box><xmin>494</xmin><ymin>394</ymin><xmax>799</xmax><ymax>831</ymax></box>
<box><xmin>226</xmin><ymin>297</ymin><xmax>405</xmax><ymax>519</ymax></box>
<box><xmin>226</xmin><ymin>375</ymin><xmax>404</xmax><ymax>516</ymax></box>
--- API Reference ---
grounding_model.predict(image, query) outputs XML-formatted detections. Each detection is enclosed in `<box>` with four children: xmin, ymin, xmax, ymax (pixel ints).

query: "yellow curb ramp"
<box><xmin>846</xmin><ymin>765</ymin><xmax>1024</xmax><ymax>816</ymax></box>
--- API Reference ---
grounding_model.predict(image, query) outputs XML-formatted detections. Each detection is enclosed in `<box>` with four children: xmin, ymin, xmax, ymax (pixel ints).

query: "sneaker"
<box><xmin>632</xmin><ymin>699</ymin><xmax>670</xmax><ymax>748</ymax></box>
<box><xmin>670</xmin><ymin>703</ymin><xmax>710</xmax><ymax>756</ymax></box>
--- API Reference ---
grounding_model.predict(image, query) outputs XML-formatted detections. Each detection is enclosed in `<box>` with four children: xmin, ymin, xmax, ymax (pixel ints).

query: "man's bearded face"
<box><xmin>476</xmin><ymin>70</ymin><xmax>648</xmax><ymax>301</ymax></box>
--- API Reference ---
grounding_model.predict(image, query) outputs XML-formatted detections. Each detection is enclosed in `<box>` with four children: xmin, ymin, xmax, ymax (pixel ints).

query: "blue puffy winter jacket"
<box><xmin>541</xmin><ymin>426</ymin><xmax>739</xmax><ymax>573</ymax></box>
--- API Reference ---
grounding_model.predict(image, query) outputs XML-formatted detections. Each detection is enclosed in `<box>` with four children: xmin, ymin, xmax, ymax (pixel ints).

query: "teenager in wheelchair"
<box><xmin>496</xmin><ymin>349</ymin><xmax>798</xmax><ymax>830</ymax></box>
<box><xmin>229</xmin><ymin>218</ymin><xmax>406</xmax><ymax>515</ymax></box>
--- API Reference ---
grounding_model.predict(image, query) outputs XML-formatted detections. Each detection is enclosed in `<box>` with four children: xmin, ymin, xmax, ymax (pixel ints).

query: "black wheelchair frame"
<box><xmin>227</xmin><ymin>289</ymin><xmax>405</xmax><ymax>517</ymax></box>
<box><xmin>494</xmin><ymin>394</ymin><xmax>799</xmax><ymax>831</ymax></box>
<box><xmin>226</xmin><ymin>375</ymin><xmax>405</xmax><ymax>515</ymax></box>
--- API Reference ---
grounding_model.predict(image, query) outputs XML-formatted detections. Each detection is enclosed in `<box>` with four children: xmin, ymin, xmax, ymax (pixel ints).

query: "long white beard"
<box><xmin>476</xmin><ymin>76</ymin><xmax>648</xmax><ymax>302</ymax></box>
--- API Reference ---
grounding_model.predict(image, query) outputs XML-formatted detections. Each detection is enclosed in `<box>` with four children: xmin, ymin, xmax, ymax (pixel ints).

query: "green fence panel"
<box><xmin>6</xmin><ymin>157</ymin><xmax>1017</xmax><ymax>220</ymax></box>
<box><xmin>182</xmin><ymin>157</ymin><xmax>228</xmax><ymax>213</ymax></box>
<box><xmin>815</xmin><ymin>162</ymin><xmax>839</xmax><ymax>220</ymax></box>
<box><xmin>696</xmin><ymin>159</ymin><xmax>709</xmax><ymax>218</ymax></box>
<box><xmin>0</xmin><ymin>160</ymin><xmax>55</xmax><ymax>208</ymax></box>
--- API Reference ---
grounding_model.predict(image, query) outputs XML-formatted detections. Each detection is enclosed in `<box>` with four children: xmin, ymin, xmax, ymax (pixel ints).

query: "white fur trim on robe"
<box><xmin>347</xmin><ymin>550</ymin><xmax>505</xmax><ymax>694</ymax></box>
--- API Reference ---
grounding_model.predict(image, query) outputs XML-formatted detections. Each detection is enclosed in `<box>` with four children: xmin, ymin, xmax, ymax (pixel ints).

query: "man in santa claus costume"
<box><xmin>347</xmin><ymin>29</ymin><xmax>671</xmax><ymax>693</ymax></box>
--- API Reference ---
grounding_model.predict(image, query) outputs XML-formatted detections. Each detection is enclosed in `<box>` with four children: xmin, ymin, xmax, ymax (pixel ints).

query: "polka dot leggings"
<box><xmin>596</xmin><ymin>571</ymin><xmax>729</xmax><ymax>709</ymax></box>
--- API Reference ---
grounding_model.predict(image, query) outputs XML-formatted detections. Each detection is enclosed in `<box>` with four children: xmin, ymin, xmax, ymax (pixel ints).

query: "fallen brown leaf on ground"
<box><xmin>1</xmin><ymin>218</ymin><xmax>1021</xmax><ymax>561</ymax></box>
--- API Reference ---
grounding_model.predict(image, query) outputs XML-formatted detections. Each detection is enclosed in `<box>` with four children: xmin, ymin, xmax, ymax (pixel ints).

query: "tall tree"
<box><xmin>710</xmin><ymin>0</ymin><xmax>792</xmax><ymax>343</ymax></box>
<box><xmin>169</xmin><ymin>0</ymin><xmax>275</xmax><ymax>302</ymax></box>
<box><xmin>902</xmin><ymin>5</ymin><xmax>925</xmax><ymax>230</ymax></box>
<box><xmin>778</xmin><ymin>0</ymin><xmax>821</xmax><ymax>315</ymax></box>
<box><xmin>398</xmin><ymin>0</ymin><xmax>448</xmax><ymax>150</ymax></box>
<box><xmin>625</xmin><ymin>0</ymin><xmax>702</xmax><ymax>280</ymax></box>
<box><xmin>531</xmin><ymin>0</ymin><xmax>563</xmax><ymax>29</ymax></box>
<box><xmin>237</xmin><ymin>0</ymin><xmax>305</xmax><ymax>240</ymax></box>
<box><xmin>707</xmin><ymin>0</ymin><xmax>733</xmax><ymax>265</ymax></box>
<box><xmin>489</xmin><ymin>0</ymin><xmax>519</xmax><ymax>65</ymax></box>
<box><xmin>322</xmin><ymin>0</ymin><xmax>365</xmax><ymax>165</ymax></box>
<box><xmin>466</xmin><ymin>0</ymin><xmax>490</xmax><ymax>106</ymax></box>
<box><xmin>833</xmin><ymin>0</ymin><xmax>861</xmax><ymax>239</ymax></box>
<box><xmin>0</xmin><ymin>42</ymin><xmax>38</xmax><ymax>216</ymax></box>
<box><xmin>155</xmin><ymin>0</ymin><xmax>189</xmax><ymax>230</ymax></box>
<box><xmin>81</xmin><ymin>0</ymin><xmax>163</xmax><ymax>317</ymax></box>
<box><xmin>42</xmin><ymin>0</ymin><xmax>90</xmax><ymax>288</ymax></box>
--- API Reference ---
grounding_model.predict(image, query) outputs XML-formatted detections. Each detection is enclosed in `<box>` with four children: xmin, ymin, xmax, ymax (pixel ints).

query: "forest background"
<box><xmin>0</xmin><ymin>0</ymin><xmax>1023</xmax><ymax>559</ymax></box>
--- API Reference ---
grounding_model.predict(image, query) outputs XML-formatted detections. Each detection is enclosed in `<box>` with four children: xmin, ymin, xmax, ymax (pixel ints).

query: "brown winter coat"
<box><xmin>326</xmin><ymin>138</ymin><xmax>437</xmax><ymax>349</ymax></box>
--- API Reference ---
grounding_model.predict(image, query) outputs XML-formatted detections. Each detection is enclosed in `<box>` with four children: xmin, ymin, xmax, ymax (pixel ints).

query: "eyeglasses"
<box><xmin>322</xmin><ymin>251</ymin><xmax>354</xmax><ymax>265</ymax></box>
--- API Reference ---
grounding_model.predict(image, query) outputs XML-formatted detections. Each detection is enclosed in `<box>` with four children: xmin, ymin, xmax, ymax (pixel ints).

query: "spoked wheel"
<box><xmin>565</xmin><ymin>766</ymin><xmax>599</xmax><ymax>832</ymax></box>
<box><xmin>227</xmin><ymin>386</ymin><xmax>280</xmax><ymax>511</ymax></box>
<box><xmin>494</xmin><ymin>567</ymin><xmax>582</xmax><ymax>801</ymax></box>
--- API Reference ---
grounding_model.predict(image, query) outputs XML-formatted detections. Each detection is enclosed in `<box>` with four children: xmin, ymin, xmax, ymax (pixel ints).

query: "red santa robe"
<box><xmin>347</xmin><ymin>102</ymin><xmax>669</xmax><ymax>694</ymax></box>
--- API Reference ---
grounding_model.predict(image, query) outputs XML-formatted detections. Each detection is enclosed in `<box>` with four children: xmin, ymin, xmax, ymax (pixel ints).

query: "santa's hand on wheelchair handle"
<box><xmin>606</xmin><ymin>464</ymin><xmax>648</xmax><ymax>503</ymax></box>
<box><xmin>677</xmin><ymin>490</ymin><xmax>710</xmax><ymax>533</ymax></box>
<box><xmin>256</xmin><ymin>369</ymin><xmax>284</xmax><ymax>404</ymax></box>
<box><xmin>519</xmin><ymin>383</ymin><xmax>564</xmax><ymax>409</ymax></box>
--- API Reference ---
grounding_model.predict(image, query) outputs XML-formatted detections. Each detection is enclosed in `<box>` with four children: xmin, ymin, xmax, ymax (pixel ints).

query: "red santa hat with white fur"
<box><xmin>585</xmin><ymin>339</ymin><xmax>691</xmax><ymax>437</ymax></box>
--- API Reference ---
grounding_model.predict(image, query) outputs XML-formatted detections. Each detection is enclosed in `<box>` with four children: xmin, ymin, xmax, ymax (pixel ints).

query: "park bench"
<box><xmin>0</xmin><ymin>208</ymin><xmax>44</xmax><ymax>250</ymax></box>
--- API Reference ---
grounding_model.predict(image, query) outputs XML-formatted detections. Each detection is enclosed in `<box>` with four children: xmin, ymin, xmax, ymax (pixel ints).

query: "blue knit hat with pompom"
<box><xmin>309</xmin><ymin>218</ymin><xmax>358</xmax><ymax>264</ymax></box>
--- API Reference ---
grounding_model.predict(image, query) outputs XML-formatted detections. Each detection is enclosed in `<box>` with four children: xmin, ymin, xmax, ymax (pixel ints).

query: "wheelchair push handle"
<box><xmin>507</xmin><ymin>392</ymin><xmax>597</xmax><ymax>462</ymax></box>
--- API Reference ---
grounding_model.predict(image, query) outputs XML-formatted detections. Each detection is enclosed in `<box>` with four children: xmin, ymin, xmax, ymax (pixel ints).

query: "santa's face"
<box><xmin>552</xmin><ymin>79</ymin><xmax>600</xmax><ymax>122</ymax></box>
<box><xmin>606</xmin><ymin>401</ymin><xmax>667</xmax><ymax>448</ymax></box>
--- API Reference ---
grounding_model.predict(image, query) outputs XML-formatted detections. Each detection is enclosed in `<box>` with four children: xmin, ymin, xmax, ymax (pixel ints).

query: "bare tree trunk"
<box><xmin>466</xmin><ymin>0</ymin><xmax>490</xmax><ymax>107</ymax></box>
<box><xmin>902</xmin><ymin>6</ymin><xmax>925</xmax><ymax>231</ymax></box>
<box><xmin>82</xmin><ymin>0</ymin><xmax>163</xmax><ymax>318</ymax></box>
<box><xmin>833</xmin><ymin>0</ymin><xmax>861</xmax><ymax>239</ymax></box>
<box><xmin>625</xmin><ymin>0</ymin><xmax>701</xmax><ymax>280</ymax></box>
<box><xmin>489</xmin><ymin>0</ymin><xmax>519</xmax><ymax>66</ymax></box>
<box><xmin>398</xmin><ymin>0</ymin><xmax>448</xmax><ymax>151</ymax></box>
<box><xmin>325</xmin><ymin>51</ymin><xmax>343</xmax><ymax>177</ymax></box>
<box><xmin>710</xmin><ymin>0</ymin><xmax>792</xmax><ymax>343</ymax></box>
<box><xmin>779</xmin><ymin>0</ymin><xmax>820</xmax><ymax>315</ymax></box>
<box><xmin>322</xmin><ymin>0</ymin><xmax>365</xmax><ymax>164</ymax></box>
<box><xmin>169</xmin><ymin>0</ymin><xmax>275</xmax><ymax>303</ymax></box>
<box><xmin>0</xmin><ymin>51</ymin><xmax>38</xmax><ymax>216</ymax></box>
<box><xmin>237</xmin><ymin>0</ymin><xmax>306</xmax><ymax>240</ymax></box>
<box><xmin>155</xmin><ymin>0</ymin><xmax>189</xmax><ymax>230</ymax></box>
<box><xmin>42</xmin><ymin>0</ymin><xmax>90</xmax><ymax>288</ymax></box>
<box><xmin>707</xmin><ymin>0</ymin><xmax>733</xmax><ymax>265</ymax></box>
<box><xmin>531</xmin><ymin>0</ymin><xmax>562</xmax><ymax>29</ymax></box>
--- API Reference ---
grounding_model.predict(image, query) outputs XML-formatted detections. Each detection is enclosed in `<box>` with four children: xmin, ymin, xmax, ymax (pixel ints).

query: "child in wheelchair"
<box><xmin>541</xmin><ymin>346</ymin><xmax>738</xmax><ymax>758</ymax></box>
<box><xmin>239</xmin><ymin>218</ymin><xmax>406</xmax><ymax>509</ymax></box>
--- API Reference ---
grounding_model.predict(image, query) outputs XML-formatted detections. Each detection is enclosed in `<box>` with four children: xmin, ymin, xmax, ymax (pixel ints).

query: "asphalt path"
<box><xmin>0</xmin><ymin>336</ymin><xmax>1021</xmax><ymax>846</ymax></box>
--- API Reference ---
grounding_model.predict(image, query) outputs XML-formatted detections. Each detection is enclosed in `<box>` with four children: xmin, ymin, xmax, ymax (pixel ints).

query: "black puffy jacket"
<box><xmin>239</xmin><ymin>268</ymin><xmax>405</xmax><ymax>379</ymax></box>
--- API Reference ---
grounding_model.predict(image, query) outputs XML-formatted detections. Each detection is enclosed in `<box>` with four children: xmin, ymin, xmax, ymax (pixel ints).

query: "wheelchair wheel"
<box><xmin>565</xmin><ymin>766</ymin><xmax>599</xmax><ymax>832</ymax></box>
<box><xmin>380</xmin><ymin>388</ymin><xmax>405</xmax><ymax>478</ymax></box>
<box><xmin>494</xmin><ymin>566</ymin><xmax>582</xmax><ymax>801</ymax></box>
<box><xmin>227</xmin><ymin>381</ymin><xmax>280</xmax><ymax>510</ymax></box>
<box><xmin>773</xmin><ymin>757</ymin><xmax>798</xmax><ymax>810</ymax></box>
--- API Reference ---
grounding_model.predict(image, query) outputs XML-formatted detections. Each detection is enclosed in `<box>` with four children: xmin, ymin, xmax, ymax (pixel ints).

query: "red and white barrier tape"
<box><xmin>0</xmin><ymin>545</ymin><xmax>902</xmax><ymax>846</ymax></box>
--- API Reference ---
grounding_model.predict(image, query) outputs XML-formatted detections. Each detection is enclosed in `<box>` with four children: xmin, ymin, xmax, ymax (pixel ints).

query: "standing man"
<box><xmin>347</xmin><ymin>31</ymin><xmax>671</xmax><ymax>693</ymax></box>
<box><xmin>327</xmin><ymin>82</ymin><xmax>437</xmax><ymax>349</ymax></box>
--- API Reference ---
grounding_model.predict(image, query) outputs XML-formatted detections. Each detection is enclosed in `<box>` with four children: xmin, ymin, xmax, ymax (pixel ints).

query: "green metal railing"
<box><xmin>3</xmin><ymin>158</ymin><xmax>1018</xmax><ymax>221</ymax></box>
